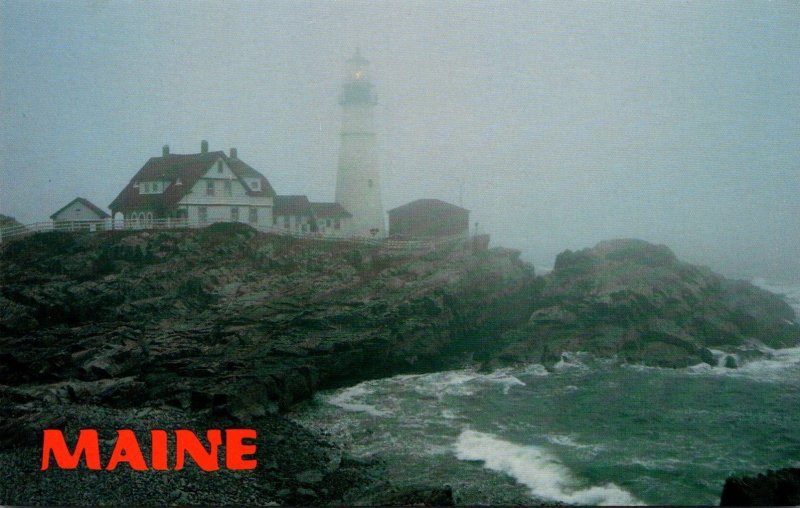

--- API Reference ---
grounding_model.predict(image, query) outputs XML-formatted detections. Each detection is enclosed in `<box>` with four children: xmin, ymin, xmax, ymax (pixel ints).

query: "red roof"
<box><xmin>310</xmin><ymin>202</ymin><xmax>352</xmax><ymax>219</ymax></box>
<box><xmin>273</xmin><ymin>195</ymin><xmax>313</xmax><ymax>216</ymax></box>
<box><xmin>50</xmin><ymin>197</ymin><xmax>110</xmax><ymax>220</ymax></box>
<box><xmin>109</xmin><ymin>151</ymin><xmax>276</xmax><ymax>212</ymax></box>
<box><xmin>387</xmin><ymin>198</ymin><xmax>469</xmax><ymax>216</ymax></box>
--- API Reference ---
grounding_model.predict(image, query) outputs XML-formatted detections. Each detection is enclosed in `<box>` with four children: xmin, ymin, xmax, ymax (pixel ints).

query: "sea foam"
<box><xmin>391</xmin><ymin>368</ymin><xmax>527</xmax><ymax>400</ymax></box>
<box><xmin>455</xmin><ymin>430</ymin><xmax>643</xmax><ymax>506</ymax></box>
<box><xmin>327</xmin><ymin>383</ymin><xmax>391</xmax><ymax>417</ymax></box>
<box><xmin>682</xmin><ymin>345</ymin><xmax>800</xmax><ymax>383</ymax></box>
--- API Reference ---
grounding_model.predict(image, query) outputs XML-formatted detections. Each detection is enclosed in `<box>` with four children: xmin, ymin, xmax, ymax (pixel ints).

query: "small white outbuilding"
<box><xmin>50</xmin><ymin>197</ymin><xmax>110</xmax><ymax>231</ymax></box>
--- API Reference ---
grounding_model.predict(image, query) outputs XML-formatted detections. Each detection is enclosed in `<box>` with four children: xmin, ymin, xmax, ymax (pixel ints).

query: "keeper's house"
<box><xmin>50</xmin><ymin>197</ymin><xmax>110</xmax><ymax>231</ymax></box>
<box><xmin>388</xmin><ymin>199</ymin><xmax>469</xmax><ymax>240</ymax></box>
<box><xmin>109</xmin><ymin>141</ymin><xmax>276</xmax><ymax>228</ymax></box>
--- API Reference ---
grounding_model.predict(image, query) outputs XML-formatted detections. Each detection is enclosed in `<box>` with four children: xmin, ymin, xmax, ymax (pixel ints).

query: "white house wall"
<box><xmin>180</xmin><ymin>159</ymin><xmax>258</xmax><ymax>204</ymax></box>
<box><xmin>177</xmin><ymin>158</ymin><xmax>274</xmax><ymax>227</ymax></box>
<box><xmin>185</xmin><ymin>205</ymin><xmax>272</xmax><ymax>227</ymax></box>
<box><xmin>274</xmin><ymin>214</ymin><xmax>312</xmax><ymax>232</ymax></box>
<box><xmin>316</xmin><ymin>217</ymin><xmax>351</xmax><ymax>237</ymax></box>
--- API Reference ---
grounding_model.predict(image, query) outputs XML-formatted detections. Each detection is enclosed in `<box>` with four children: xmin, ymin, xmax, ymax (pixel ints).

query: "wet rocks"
<box><xmin>1</xmin><ymin>229</ymin><xmax>798</xmax><ymax>504</ymax></box>
<box><xmin>721</xmin><ymin>468</ymin><xmax>800</xmax><ymax>506</ymax></box>
<box><xmin>491</xmin><ymin>239</ymin><xmax>800</xmax><ymax>369</ymax></box>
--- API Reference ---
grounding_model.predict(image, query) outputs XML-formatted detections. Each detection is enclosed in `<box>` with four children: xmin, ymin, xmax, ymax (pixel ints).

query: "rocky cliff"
<box><xmin>1</xmin><ymin>228</ymin><xmax>797</xmax><ymax>505</ymax></box>
<box><xmin>487</xmin><ymin>239</ymin><xmax>798</xmax><ymax>369</ymax></box>
<box><xmin>0</xmin><ymin>225</ymin><xmax>534</xmax><ymax>504</ymax></box>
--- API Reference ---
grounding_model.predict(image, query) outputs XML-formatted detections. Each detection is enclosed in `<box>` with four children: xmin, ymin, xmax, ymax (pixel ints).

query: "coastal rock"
<box><xmin>0</xmin><ymin>228</ymin><xmax>536</xmax><ymax>504</ymax></box>
<box><xmin>1</xmin><ymin>229</ymin><xmax>797</xmax><ymax>505</ymax></box>
<box><xmin>720</xmin><ymin>468</ymin><xmax>800</xmax><ymax>506</ymax></box>
<box><xmin>296</xmin><ymin>469</ymin><xmax>325</xmax><ymax>484</ymax></box>
<box><xmin>355</xmin><ymin>484</ymin><xmax>455</xmax><ymax>506</ymax></box>
<box><xmin>491</xmin><ymin>239</ymin><xmax>800</xmax><ymax>368</ymax></box>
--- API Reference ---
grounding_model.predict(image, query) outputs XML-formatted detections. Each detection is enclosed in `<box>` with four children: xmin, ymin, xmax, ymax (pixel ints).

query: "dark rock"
<box><xmin>492</xmin><ymin>238</ymin><xmax>800</xmax><ymax>369</ymax></box>
<box><xmin>295</xmin><ymin>487</ymin><xmax>318</xmax><ymax>498</ymax></box>
<box><xmin>362</xmin><ymin>484</ymin><xmax>455</xmax><ymax>506</ymax></box>
<box><xmin>340</xmin><ymin>453</ymin><xmax>379</xmax><ymax>468</ymax></box>
<box><xmin>721</xmin><ymin>468</ymin><xmax>800</xmax><ymax>506</ymax></box>
<box><xmin>724</xmin><ymin>355</ymin><xmax>738</xmax><ymax>369</ymax></box>
<box><xmin>296</xmin><ymin>469</ymin><xmax>324</xmax><ymax>484</ymax></box>
<box><xmin>595</xmin><ymin>238</ymin><xmax>677</xmax><ymax>266</ymax></box>
<box><xmin>699</xmin><ymin>348</ymin><xmax>716</xmax><ymax>366</ymax></box>
<box><xmin>93</xmin><ymin>377</ymin><xmax>148</xmax><ymax>407</ymax></box>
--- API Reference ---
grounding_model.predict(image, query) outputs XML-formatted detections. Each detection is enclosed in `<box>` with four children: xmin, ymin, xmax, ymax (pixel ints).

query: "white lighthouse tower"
<box><xmin>335</xmin><ymin>48</ymin><xmax>385</xmax><ymax>237</ymax></box>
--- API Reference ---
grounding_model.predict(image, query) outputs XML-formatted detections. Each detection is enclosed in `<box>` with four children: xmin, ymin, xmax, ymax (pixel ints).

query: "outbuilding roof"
<box><xmin>310</xmin><ymin>202</ymin><xmax>352</xmax><ymax>219</ymax></box>
<box><xmin>387</xmin><ymin>198</ymin><xmax>469</xmax><ymax>216</ymax></box>
<box><xmin>50</xmin><ymin>197</ymin><xmax>110</xmax><ymax>220</ymax></box>
<box><xmin>274</xmin><ymin>195</ymin><xmax>313</xmax><ymax>216</ymax></box>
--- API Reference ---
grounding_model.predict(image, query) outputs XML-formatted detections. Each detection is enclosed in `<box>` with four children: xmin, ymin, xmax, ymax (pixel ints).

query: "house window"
<box><xmin>217</xmin><ymin>161</ymin><xmax>223</xmax><ymax>173</ymax></box>
<box><xmin>231</xmin><ymin>207</ymin><xmax>239</xmax><ymax>221</ymax></box>
<box><xmin>334</xmin><ymin>219</ymin><xmax>341</xmax><ymax>230</ymax></box>
<box><xmin>249</xmin><ymin>208</ymin><xmax>258</xmax><ymax>223</ymax></box>
<box><xmin>273</xmin><ymin>216</ymin><xmax>278</xmax><ymax>225</ymax></box>
<box><xmin>250</xmin><ymin>180</ymin><xmax>260</xmax><ymax>191</ymax></box>
<box><xmin>283</xmin><ymin>216</ymin><xmax>290</xmax><ymax>229</ymax></box>
<box><xmin>206</xmin><ymin>180</ymin><xmax>214</xmax><ymax>196</ymax></box>
<box><xmin>224</xmin><ymin>180</ymin><xmax>232</xmax><ymax>196</ymax></box>
<box><xmin>198</xmin><ymin>207</ymin><xmax>207</xmax><ymax>224</ymax></box>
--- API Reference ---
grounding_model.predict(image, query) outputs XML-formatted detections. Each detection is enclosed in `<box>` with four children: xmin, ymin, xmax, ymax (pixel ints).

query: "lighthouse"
<box><xmin>335</xmin><ymin>48</ymin><xmax>385</xmax><ymax>237</ymax></box>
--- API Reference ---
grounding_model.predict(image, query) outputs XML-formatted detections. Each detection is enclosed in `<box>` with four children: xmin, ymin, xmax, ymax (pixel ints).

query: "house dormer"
<box><xmin>203</xmin><ymin>158</ymin><xmax>235</xmax><ymax>179</ymax></box>
<box><xmin>138</xmin><ymin>180</ymin><xmax>168</xmax><ymax>194</ymax></box>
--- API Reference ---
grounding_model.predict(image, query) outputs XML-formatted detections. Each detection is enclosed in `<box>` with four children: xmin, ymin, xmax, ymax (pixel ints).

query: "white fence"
<box><xmin>0</xmin><ymin>218</ymin><xmax>456</xmax><ymax>252</ymax></box>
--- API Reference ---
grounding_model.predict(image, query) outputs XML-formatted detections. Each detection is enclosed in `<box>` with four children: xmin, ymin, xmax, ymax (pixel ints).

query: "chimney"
<box><xmin>230</xmin><ymin>147</ymin><xmax>238</xmax><ymax>159</ymax></box>
<box><xmin>201</xmin><ymin>140</ymin><xmax>209</xmax><ymax>154</ymax></box>
<box><xmin>162</xmin><ymin>144</ymin><xmax>170</xmax><ymax>157</ymax></box>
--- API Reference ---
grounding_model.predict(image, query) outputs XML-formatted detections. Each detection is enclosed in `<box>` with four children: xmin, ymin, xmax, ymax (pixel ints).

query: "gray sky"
<box><xmin>1</xmin><ymin>1</ymin><xmax>798</xmax><ymax>281</ymax></box>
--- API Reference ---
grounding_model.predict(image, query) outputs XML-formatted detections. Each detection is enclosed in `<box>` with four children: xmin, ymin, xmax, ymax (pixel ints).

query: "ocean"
<box><xmin>293</xmin><ymin>281</ymin><xmax>800</xmax><ymax>505</ymax></box>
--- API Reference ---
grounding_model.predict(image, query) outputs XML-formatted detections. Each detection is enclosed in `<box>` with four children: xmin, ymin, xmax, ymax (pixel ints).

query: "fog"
<box><xmin>1</xmin><ymin>1</ymin><xmax>798</xmax><ymax>281</ymax></box>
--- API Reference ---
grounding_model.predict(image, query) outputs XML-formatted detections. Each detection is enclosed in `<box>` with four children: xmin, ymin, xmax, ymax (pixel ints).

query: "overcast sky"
<box><xmin>1</xmin><ymin>1</ymin><xmax>798</xmax><ymax>281</ymax></box>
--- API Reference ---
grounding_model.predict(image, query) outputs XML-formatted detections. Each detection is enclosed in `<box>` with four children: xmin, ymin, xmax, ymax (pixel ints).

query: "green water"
<box><xmin>295</xmin><ymin>348</ymin><xmax>800</xmax><ymax>505</ymax></box>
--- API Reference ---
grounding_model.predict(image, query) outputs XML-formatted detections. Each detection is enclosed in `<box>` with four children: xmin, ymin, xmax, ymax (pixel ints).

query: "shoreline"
<box><xmin>2</xmin><ymin>228</ymin><xmax>799</xmax><ymax>505</ymax></box>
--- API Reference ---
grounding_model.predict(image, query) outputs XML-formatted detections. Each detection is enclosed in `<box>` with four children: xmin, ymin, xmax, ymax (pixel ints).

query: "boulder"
<box><xmin>721</xmin><ymin>468</ymin><xmax>800</xmax><ymax>506</ymax></box>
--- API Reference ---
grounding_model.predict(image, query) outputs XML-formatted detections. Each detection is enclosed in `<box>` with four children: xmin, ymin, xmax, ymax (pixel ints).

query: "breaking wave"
<box><xmin>327</xmin><ymin>383</ymin><xmax>391</xmax><ymax>417</ymax></box>
<box><xmin>324</xmin><ymin>366</ymin><xmax>531</xmax><ymax>416</ymax></box>
<box><xmin>455</xmin><ymin>430</ymin><xmax>642</xmax><ymax>505</ymax></box>
<box><xmin>683</xmin><ymin>345</ymin><xmax>800</xmax><ymax>383</ymax></box>
<box><xmin>390</xmin><ymin>368</ymin><xmax>528</xmax><ymax>399</ymax></box>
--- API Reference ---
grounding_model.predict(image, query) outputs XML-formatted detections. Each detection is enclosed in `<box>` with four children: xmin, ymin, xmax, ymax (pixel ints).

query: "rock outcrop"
<box><xmin>487</xmin><ymin>239</ymin><xmax>799</xmax><ymax>369</ymax></box>
<box><xmin>0</xmin><ymin>225</ymin><xmax>535</xmax><ymax>504</ymax></box>
<box><xmin>720</xmin><ymin>468</ymin><xmax>800</xmax><ymax>506</ymax></box>
<box><xmin>1</xmin><ymin>228</ymin><xmax>797</xmax><ymax>505</ymax></box>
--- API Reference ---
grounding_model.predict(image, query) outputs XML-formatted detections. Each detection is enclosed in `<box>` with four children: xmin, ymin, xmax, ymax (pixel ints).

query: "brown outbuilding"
<box><xmin>387</xmin><ymin>199</ymin><xmax>469</xmax><ymax>240</ymax></box>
